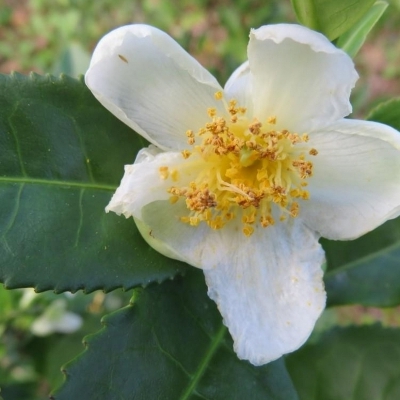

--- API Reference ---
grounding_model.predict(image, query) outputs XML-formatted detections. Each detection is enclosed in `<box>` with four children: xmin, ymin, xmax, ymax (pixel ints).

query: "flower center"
<box><xmin>160</xmin><ymin>92</ymin><xmax>317</xmax><ymax>236</ymax></box>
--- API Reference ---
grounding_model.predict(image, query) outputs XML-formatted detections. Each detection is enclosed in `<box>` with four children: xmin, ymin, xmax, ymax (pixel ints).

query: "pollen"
<box><xmin>170</xmin><ymin>169</ymin><xmax>179</xmax><ymax>182</ymax></box>
<box><xmin>164</xmin><ymin>98</ymin><xmax>317</xmax><ymax>236</ymax></box>
<box><xmin>159</xmin><ymin>166</ymin><xmax>169</xmax><ymax>180</ymax></box>
<box><xmin>214</xmin><ymin>91</ymin><xmax>223</xmax><ymax>100</ymax></box>
<box><xmin>181</xmin><ymin>150</ymin><xmax>191</xmax><ymax>159</ymax></box>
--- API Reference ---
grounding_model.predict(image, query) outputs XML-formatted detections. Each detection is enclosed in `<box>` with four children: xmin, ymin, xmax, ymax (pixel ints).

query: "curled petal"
<box><xmin>303</xmin><ymin>119</ymin><xmax>400</xmax><ymax>240</ymax></box>
<box><xmin>106</xmin><ymin>147</ymin><xmax>189</xmax><ymax>219</ymax></box>
<box><xmin>248</xmin><ymin>24</ymin><xmax>358</xmax><ymax>132</ymax></box>
<box><xmin>141</xmin><ymin>201</ymin><xmax>326</xmax><ymax>364</ymax></box>
<box><xmin>86</xmin><ymin>24</ymin><xmax>225</xmax><ymax>151</ymax></box>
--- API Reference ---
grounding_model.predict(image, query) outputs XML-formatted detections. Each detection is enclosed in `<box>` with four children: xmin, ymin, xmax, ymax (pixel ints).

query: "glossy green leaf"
<box><xmin>291</xmin><ymin>0</ymin><xmax>376</xmax><ymax>40</ymax></box>
<box><xmin>0</xmin><ymin>384</ymin><xmax>39</xmax><ymax>400</ymax></box>
<box><xmin>286</xmin><ymin>325</ymin><xmax>400</xmax><ymax>400</ymax></box>
<box><xmin>323</xmin><ymin>218</ymin><xmax>400</xmax><ymax>307</ymax></box>
<box><xmin>367</xmin><ymin>97</ymin><xmax>400</xmax><ymax>130</ymax></box>
<box><xmin>337</xmin><ymin>1</ymin><xmax>388</xmax><ymax>58</ymax></box>
<box><xmin>0</xmin><ymin>73</ymin><xmax>186</xmax><ymax>292</ymax></box>
<box><xmin>51</xmin><ymin>269</ymin><xmax>298</xmax><ymax>400</ymax></box>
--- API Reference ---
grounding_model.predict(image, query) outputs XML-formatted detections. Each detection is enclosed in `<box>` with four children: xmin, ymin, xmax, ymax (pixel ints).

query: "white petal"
<box><xmin>141</xmin><ymin>201</ymin><xmax>326</xmax><ymax>364</ymax></box>
<box><xmin>85</xmin><ymin>24</ymin><xmax>225</xmax><ymax>151</ymax></box>
<box><xmin>31</xmin><ymin>300</ymin><xmax>82</xmax><ymax>336</ymax></box>
<box><xmin>106</xmin><ymin>146</ymin><xmax>187</xmax><ymax>219</ymax></box>
<box><xmin>224</xmin><ymin>61</ymin><xmax>253</xmax><ymax>115</ymax></box>
<box><xmin>140</xmin><ymin>200</ymin><xmax>220</xmax><ymax>269</ymax></box>
<box><xmin>134</xmin><ymin>217</ymin><xmax>186</xmax><ymax>262</ymax></box>
<box><xmin>248</xmin><ymin>24</ymin><xmax>358</xmax><ymax>132</ymax></box>
<box><xmin>50</xmin><ymin>312</ymin><xmax>83</xmax><ymax>334</ymax></box>
<box><xmin>302</xmin><ymin>119</ymin><xmax>400</xmax><ymax>240</ymax></box>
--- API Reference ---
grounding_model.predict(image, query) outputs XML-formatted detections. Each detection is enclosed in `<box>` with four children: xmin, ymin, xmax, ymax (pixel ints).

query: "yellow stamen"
<box><xmin>164</xmin><ymin>98</ymin><xmax>317</xmax><ymax>235</ymax></box>
<box><xmin>170</xmin><ymin>169</ymin><xmax>179</xmax><ymax>182</ymax></box>
<box><xmin>214</xmin><ymin>91</ymin><xmax>223</xmax><ymax>100</ymax></box>
<box><xmin>243</xmin><ymin>225</ymin><xmax>254</xmax><ymax>237</ymax></box>
<box><xmin>159</xmin><ymin>166</ymin><xmax>169</xmax><ymax>180</ymax></box>
<box><xmin>182</xmin><ymin>150</ymin><xmax>191</xmax><ymax>159</ymax></box>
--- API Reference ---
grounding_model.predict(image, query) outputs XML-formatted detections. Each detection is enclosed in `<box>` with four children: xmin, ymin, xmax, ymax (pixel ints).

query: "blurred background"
<box><xmin>1</xmin><ymin>0</ymin><xmax>400</xmax><ymax>113</ymax></box>
<box><xmin>1</xmin><ymin>0</ymin><xmax>400</xmax><ymax>398</ymax></box>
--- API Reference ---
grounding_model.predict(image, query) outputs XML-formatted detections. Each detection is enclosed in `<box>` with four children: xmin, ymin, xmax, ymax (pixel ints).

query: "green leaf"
<box><xmin>323</xmin><ymin>217</ymin><xmax>400</xmax><ymax>307</ymax></box>
<box><xmin>0</xmin><ymin>383</ymin><xmax>39</xmax><ymax>400</ymax></box>
<box><xmin>367</xmin><ymin>97</ymin><xmax>400</xmax><ymax>131</ymax></box>
<box><xmin>286</xmin><ymin>325</ymin><xmax>400</xmax><ymax>400</ymax></box>
<box><xmin>52</xmin><ymin>43</ymin><xmax>91</xmax><ymax>77</ymax></box>
<box><xmin>0</xmin><ymin>73</ymin><xmax>186</xmax><ymax>292</ymax></box>
<box><xmin>291</xmin><ymin>0</ymin><xmax>376</xmax><ymax>40</ymax></box>
<box><xmin>337</xmin><ymin>1</ymin><xmax>388</xmax><ymax>58</ymax></box>
<box><xmin>26</xmin><ymin>313</ymin><xmax>102</xmax><ymax>390</ymax></box>
<box><xmin>51</xmin><ymin>269</ymin><xmax>298</xmax><ymax>400</ymax></box>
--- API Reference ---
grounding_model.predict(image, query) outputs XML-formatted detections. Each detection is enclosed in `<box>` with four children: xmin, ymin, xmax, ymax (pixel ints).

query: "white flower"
<box><xmin>30</xmin><ymin>299</ymin><xmax>82</xmax><ymax>337</ymax></box>
<box><xmin>85</xmin><ymin>24</ymin><xmax>400</xmax><ymax>365</ymax></box>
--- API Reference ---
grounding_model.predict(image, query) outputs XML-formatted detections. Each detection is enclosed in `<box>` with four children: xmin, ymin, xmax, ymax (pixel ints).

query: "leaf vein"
<box><xmin>71</xmin><ymin>117</ymin><xmax>95</xmax><ymax>182</ymax></box>
<box><xmin>0</xmin><ymin>176</ymin><xmax>116</xmax><ymax>191</ymax></box>
<box><xmin>151</xmin><ymin>328</ymin><xmax>191</xmax><ymax>377</ymax></box>
<box><xmin>8</xmin><ymin>103</ymin><xmax>28</xmax><ymax>177</ymax></box>
<box><xmin>0</xmin><ymin>183</ymin><xmax>24</xmax><ymax>243</ymax></box>
<box><xmin>74</xmin><ymin>188</ymin><xmax>85</xmax><ymax>247</ymax></box>
<box><xmin>179</xmin><ymin>324</ymin><xmax>226</xmax><ymax>400</ymax></box>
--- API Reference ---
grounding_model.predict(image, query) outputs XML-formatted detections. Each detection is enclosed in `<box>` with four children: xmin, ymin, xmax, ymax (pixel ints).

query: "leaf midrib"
<box><xmin>0</xmin><ymin>176</ymin><xmax>116</xmax><ymax>191</ymax></box>
<box><xmin>179</xmin><ymin>324</ymin><xmax>227</xmax><ymax>400</ymax></box>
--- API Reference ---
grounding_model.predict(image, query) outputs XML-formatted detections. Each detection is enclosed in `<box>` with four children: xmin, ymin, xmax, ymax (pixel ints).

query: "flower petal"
<box><xmin>302</xmin><ymin>119</ymin><xmax>400</xmax><ymax>240</ymax></box>
<box><xmin>141</xmin><ymin>201</ymin><xmax>326</xmax><ymax>365</ymax></box>
<box><xmin>106</xmin><ymin>146</ymin><xmax>185</xmax><ymax>219</ymax></box>
<box><xmin>224</xmin><ymin>61</ymin><xmax>253</xmax><ymax>115</ymax></box>
<box><xmin>85</xmin><ymin>24</ymin><xmax>225</xmax><ymax>151</ymax></box>
<box><xmin>248</xmin><ymin>24</ymin><xmax>358</xmax><ymax>132</ymax></box>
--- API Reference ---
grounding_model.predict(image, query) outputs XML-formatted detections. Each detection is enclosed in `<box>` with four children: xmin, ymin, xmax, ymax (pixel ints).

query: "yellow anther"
<box><xmin>214</xmin><ymin>91</ymin><xmax>223</xmax><ymax>100</ymax></box>
<box><xmin>209</xmin><ymin>216</ymin><xmax>224</xmax><ymax>230</ymax></box>
<box><xmin>182</xmin><ymin>150</ymin><xmax>191</xmax><ymax>159</ymax></box>
<box><xmin>208</xmin><ymin>108</ymin><xmax>217</xmax><ymax>118</ymax></box>
<box><xmin>225</xmin><ymin>212</ymin><xmax>235</xmax><ymax>221</ymax></box>
<box><xmin>159</xmin><ymin>166</ymin><xmax>169</xmax><ymax>180</ymax></box>
<box><xmin>290</xmin><ymin>202</ymin><xmax>299</xmax><ymax>217</ymax></box>
<box><xmin>301</xmin><ymin>191</ymin><xmax>310</xmax><ymax>200</ymax></box>
<box><xmin>260</xmin><ymin>215</ymin><xmax>274</xmax><ymax>228</ymax></box>
<box><xmin>249</xmin><ymin>120</ymin><xmax>262</xmax><ymax>135</ymax></box>
<box><xmin>167</xmin><ymin>97</ymin><xmax>317</xmax><ymax>235</ymax></box>
<box><xmin>169</xmin><ymin>195</ymin><xmax>179</xmax><ymax>204</ymax></box>
<box><xmin>243</xmin><ymin>225</ymin><xmax>254</xmax><ymax>237</ymax></box>
<box><xmin>242</xmin><ymin>212</ymin><xmax>256</xmax><ymax>224</ymax></box>
<box><xmin>189</xmin><ymin>216</ymin><xmax>200</xmax><ymax>226</ymax></box>
<box><xmin>170</xmin><ymin>169</ymin><xmax>179</xmax><ymax>182</ymax></box>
